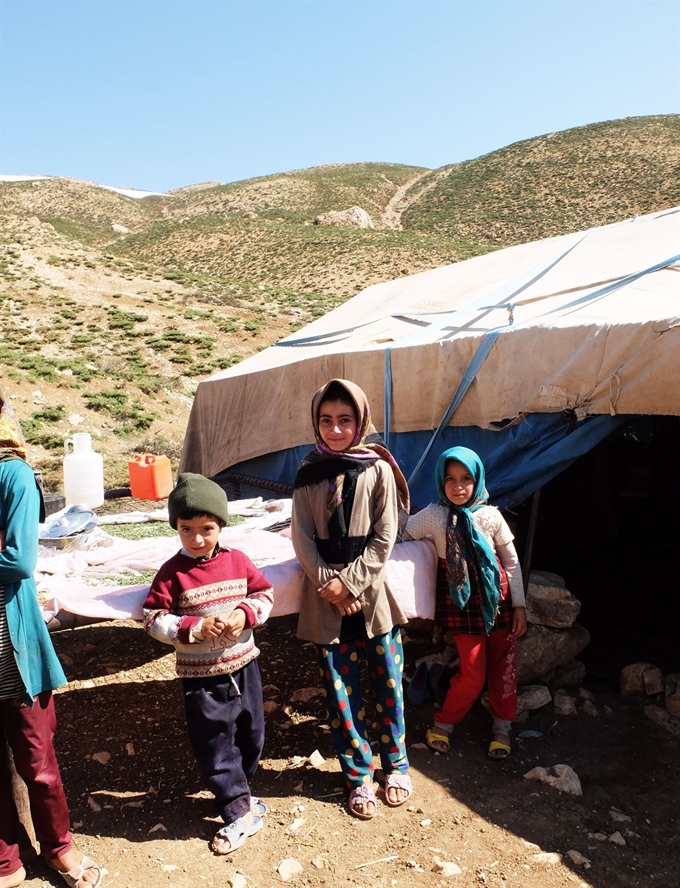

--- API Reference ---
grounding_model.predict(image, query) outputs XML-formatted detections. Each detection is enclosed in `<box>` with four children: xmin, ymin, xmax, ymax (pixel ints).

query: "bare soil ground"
<box><xmin>15</xmin><ymin>615</ymin><xmax>680</xmax><ymax>888</ymax></box>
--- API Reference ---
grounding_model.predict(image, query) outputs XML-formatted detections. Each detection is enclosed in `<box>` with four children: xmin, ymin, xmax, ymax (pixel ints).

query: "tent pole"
<box><xmin>523</xmin><ymin>487</ymin><xmax>542</xmax><ymax>594</ymax></box>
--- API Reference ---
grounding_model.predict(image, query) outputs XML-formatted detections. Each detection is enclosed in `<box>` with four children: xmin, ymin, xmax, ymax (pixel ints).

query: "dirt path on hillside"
<box><xmin>12</xmin><ymin>615</ymin><xmax>680</xmax><ymax>888</ymax></box>
<box><xmin>381</xmin><ymin>173</ymin><xmax>430</xmax><ymax>229</ymax></box>
<box><xmin>381</xmin><ymin>169</ymin><xmax>452</xmax><ymax>230</ymax></box>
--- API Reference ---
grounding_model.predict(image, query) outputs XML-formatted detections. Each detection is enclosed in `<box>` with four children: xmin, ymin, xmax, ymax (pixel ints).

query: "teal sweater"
<box><xmin>0</xmin><ymin>458</ymin><xmax>66</xmax><ymax>704</ymax></box>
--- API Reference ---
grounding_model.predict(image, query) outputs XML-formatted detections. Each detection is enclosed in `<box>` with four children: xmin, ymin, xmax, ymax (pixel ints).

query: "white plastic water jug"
<box><xmin>63</xmin><ymin>433</ymin><xmax>104</xmax><ymax>508</ymax></box>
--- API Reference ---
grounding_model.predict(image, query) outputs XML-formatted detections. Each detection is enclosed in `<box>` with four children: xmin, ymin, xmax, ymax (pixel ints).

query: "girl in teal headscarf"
<box><xmin>405</xmin><ymin>446</ymin><xmax>527</xmax><ymax>759</ymax></box>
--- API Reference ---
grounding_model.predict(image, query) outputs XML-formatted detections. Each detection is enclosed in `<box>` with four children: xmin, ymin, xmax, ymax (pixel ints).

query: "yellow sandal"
<box><xmin>425</xmin><ymin>728</ymin><xmax>450</xmax><ymax>754</ymax></box>
<box><xmin>488</xmin><ymin>740</ymin><xmax>511</xmax><ymax>759</ymax></box>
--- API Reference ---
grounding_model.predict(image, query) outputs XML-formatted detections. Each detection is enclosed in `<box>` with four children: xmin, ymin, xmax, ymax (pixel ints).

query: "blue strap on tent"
<box><xmin>537</xmin><ymin>252</ymin><xmax>680</xmax><ymax>317</ymax></box>
<box><xmin>406</xmin><ymin>250</ymin><xmax>680</xmax><ymax>486</ymax></box>
<box><xmin>383</xmin><ymin>231</ymin><xmax>590</xmax><ymax>449</ymax></box>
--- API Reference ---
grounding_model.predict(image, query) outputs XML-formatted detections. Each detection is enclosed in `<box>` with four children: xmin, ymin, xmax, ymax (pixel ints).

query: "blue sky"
<box><xmin>1</xmin><ymin>0</ymin><xmax>678</xmax><ymax>192</ymax></box>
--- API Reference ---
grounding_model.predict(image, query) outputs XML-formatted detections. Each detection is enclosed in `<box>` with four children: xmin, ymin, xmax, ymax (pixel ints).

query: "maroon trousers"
<box><xmin>0</xmin><ymin>691</ymin><xmax>72</xmax><ymax>877</ymax></box>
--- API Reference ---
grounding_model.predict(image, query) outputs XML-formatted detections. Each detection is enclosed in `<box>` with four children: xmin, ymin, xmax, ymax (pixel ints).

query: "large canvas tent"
<box><xmin>179</xmin><ymin>208</ymin><xmax>680</xmax><ymax>508</ymax></box>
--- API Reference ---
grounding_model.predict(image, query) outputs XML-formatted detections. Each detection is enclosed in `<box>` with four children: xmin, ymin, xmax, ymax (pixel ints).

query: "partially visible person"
<box><xmin>291</xmin><ymin>379</ymin><xmax>412</xmax><ymax>820</ymax></box>
<box><xmin>0</xmin><ymin>385</ymin><xmax>103</xmax><ymax>888</ymax></box>
<box><xmin>143</xmin><ymin>473</ymin><xmax>273</xmax><ymax>855</ymax></box>
<box><xmin>405</xmin><ymin>446</ymin><xmax>527</xmax><ymax>759</ymax></box>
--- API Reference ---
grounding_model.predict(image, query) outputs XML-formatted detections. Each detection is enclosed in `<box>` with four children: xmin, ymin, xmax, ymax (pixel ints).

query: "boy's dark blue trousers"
<box><xmin>182</xmin><ymin>659</ymin><xmax>264</xmax><ymax>824</ymax></box>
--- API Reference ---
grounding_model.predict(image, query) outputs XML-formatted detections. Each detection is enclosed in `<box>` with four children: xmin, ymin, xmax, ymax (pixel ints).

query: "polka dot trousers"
<box><xmin>317</xmin><ymin>627</ymin><xmax>409</xmax><ymax>788</ymax></box>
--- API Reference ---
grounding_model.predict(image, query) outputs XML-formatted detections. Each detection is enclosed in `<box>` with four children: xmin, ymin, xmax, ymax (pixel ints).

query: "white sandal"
<box><xmin>211</xmin><ymin>815</ymin><xmax>263</xmax><ymax>855</ymax></box>
<box><xmin>384</xmin><ymin>771</ymin><xmax>412</xmax><ymax>807</ymax></box>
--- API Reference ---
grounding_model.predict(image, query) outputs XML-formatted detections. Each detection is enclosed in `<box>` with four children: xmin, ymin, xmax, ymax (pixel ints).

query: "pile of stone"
<box><xmin>476</xmin><ymin>570</ymin><xmax>592</xmax><ymax>722</ymax></box>
<box><xmin>621</xmin><ymin>661</ymin><xmax>680</xmax><ymax>736</ymax></box>
<box><xmin>517</xmin><ymin>569</ymin><xmax>589</xmax><ymax>684</ymax></box>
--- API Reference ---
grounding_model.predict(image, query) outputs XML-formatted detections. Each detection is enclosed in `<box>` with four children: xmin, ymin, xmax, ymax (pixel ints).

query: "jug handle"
<box><xmin>64</xmin><ymin>438</ymin><xmax>73</xmax><ymax>455</ymax></box>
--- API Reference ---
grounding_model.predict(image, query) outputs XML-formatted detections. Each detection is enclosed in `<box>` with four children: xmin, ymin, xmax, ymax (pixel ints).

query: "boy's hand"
<box><xmin>333</xmin><ymin>592</ymin><xmax>362</xmax><ymax>617</ymax></box>
<box><xmin>318</xmin><ymin>577</ymin><xmax>350</xmax><ymax>603</ymax></box>
<box><xmin>222</xmin><ymin>608</ymin><xmax>247</xmax><ymax>638</ymax></box>
<box><xmin>199</xmin><ymin>615</ymin><xmax>229</xmax><ymax>638</ymax></box>
<box><xmin>510</xmin><ymin>607</ymin><xmax>528</xmax><ymax>639</ymax></box>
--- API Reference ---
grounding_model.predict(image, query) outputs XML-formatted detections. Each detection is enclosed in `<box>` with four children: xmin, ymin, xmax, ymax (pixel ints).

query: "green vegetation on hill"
<box><xmin>402</xmin><ymin>116</ymin><xmax>680</xmax><ymax>247</ymax></box>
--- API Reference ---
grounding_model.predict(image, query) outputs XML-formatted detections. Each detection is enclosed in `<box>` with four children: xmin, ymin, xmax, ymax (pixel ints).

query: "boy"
<box><xmin>143</xmin><ymin>473</ymin><xmax>273</xmax><ymax>855</ymax></box>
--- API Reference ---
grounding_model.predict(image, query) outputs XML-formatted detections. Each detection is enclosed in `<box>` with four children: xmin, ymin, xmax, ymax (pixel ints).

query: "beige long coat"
<box><xmin>292</xmin><ymin>459</ymin><xmax>407</xmax><ymax>645</ymax></box>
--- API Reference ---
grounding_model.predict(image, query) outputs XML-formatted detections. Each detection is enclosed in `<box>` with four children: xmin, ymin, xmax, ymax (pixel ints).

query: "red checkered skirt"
<box><xmin>435</xmin><ymin>557</ymin><xmax>512</xmax><ymax>634</ymax></box>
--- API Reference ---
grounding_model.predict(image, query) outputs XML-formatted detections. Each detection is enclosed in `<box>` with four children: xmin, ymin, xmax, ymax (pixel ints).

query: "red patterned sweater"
<box><xmin>143</xmin><ymin>547</ymin><xmax>274</xmax><ymax>679</ymax></box>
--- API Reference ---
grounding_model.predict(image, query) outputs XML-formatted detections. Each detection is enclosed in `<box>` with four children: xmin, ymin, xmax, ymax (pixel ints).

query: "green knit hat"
<box><xmin>168</xmin><ymin>473</ymin><xmax>229</xmax><ymax>528</ymax></box>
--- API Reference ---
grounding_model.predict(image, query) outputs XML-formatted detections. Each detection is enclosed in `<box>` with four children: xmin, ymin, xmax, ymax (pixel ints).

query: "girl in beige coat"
<box><xmin>291</xmin><ymin>379</ymin><xmax>412</xmax><ymax>820</ymax></box>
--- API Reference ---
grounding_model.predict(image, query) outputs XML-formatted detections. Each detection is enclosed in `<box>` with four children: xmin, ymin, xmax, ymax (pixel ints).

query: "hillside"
<box><xmin>402</xmin><ymin>116</ymin><xmax>680</xmax><ymax>247</ymax></box>
<box><xmin>0</xmin><ymin>115</ymin><xmax>677</xmax><ymax>493</ymax></box>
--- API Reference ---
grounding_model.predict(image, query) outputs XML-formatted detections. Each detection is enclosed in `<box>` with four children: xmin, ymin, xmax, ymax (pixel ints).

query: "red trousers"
<box><xmin>0</xmin><ymin>691</ymin><xmax>72</xmax><ymax>877</ymax></box>
<box><xmin>437</xmin><ymin>630</ymin><xmax>517</xmax><ymax>726</ymax></box>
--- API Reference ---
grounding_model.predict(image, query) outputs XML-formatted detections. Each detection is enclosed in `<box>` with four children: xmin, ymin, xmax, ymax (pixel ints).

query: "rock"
<box><xmin>517</xmin><ymin>624</ymin><xmax>590</xmax><ymax>683</ymax></box>
<box><xmin>87</xmin><ymin>796</ymin><xmax>102</xmax><ymax>812</ymax></box>
<box><xmin>554</xmin><ymin>694</ymin><xmax>578</xmax><ymax>716</ymax></box>
<box><xmin>644</xmin><ymin>704</ymin><xmax>680</xmax><ymax>736</ymax></box>
<box><xmin>148</xmin><ymin>823</ymin><xmax>167</xmax><ymax>833</ymax></box>
<box><xmin>277</xmin><ymin>858</ymin><xmax>304</xmax><ymax>881</ymax></box>
<box><xmin>620</xmin><ymin>662</ymin><xmax>664</xmax><ymax>696</ymax></box>
<box><xmin>609</xmin><ymin>808</ymin><xmax>632</xmax><ymax>823</ymax></box>
<box><xmin>91</xmin><ymin>751</ymin><xmax>111</xmax><ymax>765</ymax></box>
<box><xmin>262</xmin><ymin>684</ymin><xmax>280</xmax><ymax>695</ymax></box>
<box><xmin>582</xmin><ymin>699</ymin><xmax>599</xmax><ymax>717</ymax></box>
<box><xmin>554</xmin><ymin>659</ymin><xmax>587</xmax><ymax>687</ymax></box>
<box><xmin>526</xmin><ymin>571</ymin><xmax>582</xmax><ymax>628</ymax></box>
<box><xmin>578</xmin><ymin>687</ymin><xmax>596</xmax><ymax>702</ymax></box>
<box><xmin>286</xmin><ymin>817</ymin><xmax>306</xmax><ymax>833</ymax></box>
<box><xmin>126</xmin><ymin>743</ymin><xmax>135</xmax><ymax>756</ymax></box>
<box><xmin>432</xmin><ymin>857</ymin><xmax>462</xmax><ymax>876</ymax></box>
<box><xmin>227</xmin><ymin>875</ymin><xmax>247</xmax><ymax>888</ymax></box>
<box><xmin>289</xmin><ymin>687</ymin><xmax>325</xmax><ymax>704</ymax></box>
<box><xmin>314</xmin><ymin>206</ymin><xmax>375</xmax><ymax>229</ymax></box>
<box><xmin>588</xmin><ymin>832</ymin><xmax>607</xmax><ymax>842</ymax></box>
<box><xmin>420</xmin><ymin>819</ymin><xmax>432</xmax><ymax>827</ymax></box>
<box><xmin>307</xmin><ymin>749</ymin><xmax>325</xmax><ymax>769</ymax></box>
<box><xmin>263</xmin><ymin>701</ymin><xmax>279</xmax><ymax>715</ymax></box>
<box><xmin>524</xmin><ymin>764</ymin><xmax>582</xmax><ymax>796</ymax></box>
<box><xmin>68</xmin><ymin>413</ymin><xmax>85</xmax><ymax>426</ymax></box>
<box><xmin>566</xmin><ymin>850</ymin><xmax>591</xmax><ymax>866</ymax></box>
<box><xmin>311</xmin><ymin>856</ymin><xmax>329</xmax><ymax>870</ymax></box>
<box><xmin>609</xmin><ymin>831</ymin><xmax>626</xmax><ymax>846</ymax></box>
<box><xmin>665</xmin><ymin>674</ymin><xmax>680</xmax><ymax>717</ymax></box>
<box><xmin>533</xmin><ymin>852</ymin><xmax>563</xmax><ymax>864</ymax></box>
<box><xmin>516</xmin><ymin>684</ymin><xmax>553</xmax><ymax>713</ymax></box>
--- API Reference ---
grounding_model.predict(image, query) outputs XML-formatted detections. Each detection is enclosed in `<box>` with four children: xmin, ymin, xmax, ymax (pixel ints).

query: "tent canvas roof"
<box><xmin>180</xmin><ymin>208</ymin><xmax>680</xmax><ymax>480</ymax></box>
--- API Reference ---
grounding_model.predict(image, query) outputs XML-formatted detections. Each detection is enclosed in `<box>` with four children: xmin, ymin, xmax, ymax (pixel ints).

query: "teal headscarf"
<box><xmin>436</xmin><ymin>446</ymin><xmax>500</xmax><ymax>633</ymax></box>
